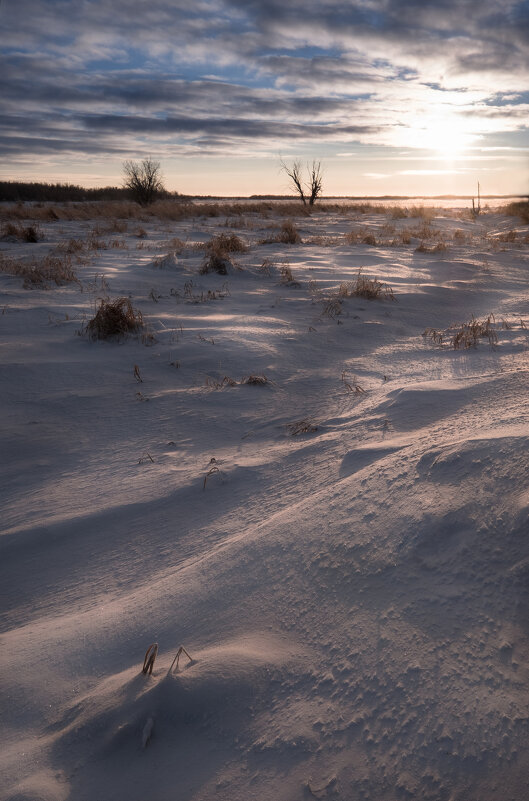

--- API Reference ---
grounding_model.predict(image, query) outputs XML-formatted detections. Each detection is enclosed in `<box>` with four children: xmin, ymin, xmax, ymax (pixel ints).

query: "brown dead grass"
<box><xmin>287</xmin><ymin>418</ymin><xmax>319</xmax><ymax>435</ymax></box>
<box><xmin>424</xmin><ymin>314</ymin><xmax>498</xmax><ymax>349</ymax></box>
<box><xmin>86</xmin><ymin>297</ymin><xmax>143</xmax><ymax>340</ymax></box>
<box><xmin>505</xmin><ymin>200</ymin><xmax>529</xmax><ymax>223</ymax></box>
<box><xmin>242</xmin><ymin>374</ymin><xmax>269</xmax><ymax>385</ymax></box>
<box><xmin>1</xmin><ymin>222</ymin><xmax>42</xmax><ymax>242</ymax></box>
<box><xmin>206</xmin><ymin>233</ymin><xmax>248</xmax><ymax>254</ymax></box>
<box><xmin>339</xmin><ymin>270</ymin><xmax>395</xmax><ymax>301</ymax></box>
<box><xmin>0</xmin><ymin>252</ymin><xmax>77</xmax><ymax>288</ymax></box>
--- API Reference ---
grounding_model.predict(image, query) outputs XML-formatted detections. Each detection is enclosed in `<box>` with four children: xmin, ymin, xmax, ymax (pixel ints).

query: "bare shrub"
<box><xmin>0</xmin><ymin>252</ymin><xmax>77</xmax><ymax>288</ymax></box>
<box><xmin>86</xmin><ymin>297</ymin><xmax>143</xmax><ymax>340</ymax></box>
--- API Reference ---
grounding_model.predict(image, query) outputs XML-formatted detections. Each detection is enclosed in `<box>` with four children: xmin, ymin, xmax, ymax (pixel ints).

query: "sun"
<box><xmin>402</xmin><ymin>112</ymin><xmax>478</xmax><ymax>160</ymax></box>
<box><xmin>423</xmin><ymin>118</ymin><xmax>476</xmax><ymax>160</ymax></box>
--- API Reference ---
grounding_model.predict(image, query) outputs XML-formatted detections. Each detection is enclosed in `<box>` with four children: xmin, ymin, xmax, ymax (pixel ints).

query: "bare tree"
<box><xmin>281</xmin><ymin>159</ymin><xmax>323</xmax><ymax>206</ymax></box>
<box><xmin>308</xmin><ymin>161</ymin><xmax>323</xmax><ymax>205</ymax></box>
<box><xmin>122</xmin><ymin>158</ymin><xmax>164</xmax><ymax>205</ymax></box>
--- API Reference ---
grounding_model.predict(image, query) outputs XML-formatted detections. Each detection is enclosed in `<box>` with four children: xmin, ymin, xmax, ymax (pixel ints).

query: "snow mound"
<box><xmin>151</xmin><ymin>251</ymin><xmax>180</xmax><ymax>270</ymax></box>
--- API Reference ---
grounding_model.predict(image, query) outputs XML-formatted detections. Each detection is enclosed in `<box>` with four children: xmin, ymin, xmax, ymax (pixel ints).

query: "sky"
<box><xmin>1</xmin><ymin>0</ymin><xmax>529</xmax><ymax>196</ymax></box>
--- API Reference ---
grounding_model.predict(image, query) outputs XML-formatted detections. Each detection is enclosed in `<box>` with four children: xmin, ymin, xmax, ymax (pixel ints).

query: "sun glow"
<box><xmin>401</xmin><ymin>113</ymin><xmax>478</xmax><ymax>160</ymax></box>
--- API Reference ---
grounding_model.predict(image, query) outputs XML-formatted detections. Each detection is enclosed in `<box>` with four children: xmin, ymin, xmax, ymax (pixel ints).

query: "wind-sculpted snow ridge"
<box><xmin>1</xmin><ymin>201</ymin><xmax>528</xmax><ymax>800</ymax></box>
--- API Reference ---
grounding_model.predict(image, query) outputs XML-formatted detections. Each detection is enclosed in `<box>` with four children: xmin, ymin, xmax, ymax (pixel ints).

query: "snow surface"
<box><xmin>1</xmin><ymin>202</ymin><xmax>529</xmax><ymax>801</ymax></box>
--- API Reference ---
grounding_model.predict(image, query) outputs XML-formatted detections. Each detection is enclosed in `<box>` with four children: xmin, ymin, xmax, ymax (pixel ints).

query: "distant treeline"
<box><xmin>0</xmin><ymin>181</ymin><xmax>181</xmax><ymax>203</ymax></box>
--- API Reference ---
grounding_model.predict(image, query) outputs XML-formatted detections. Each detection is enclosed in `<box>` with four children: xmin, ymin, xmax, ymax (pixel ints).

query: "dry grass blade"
<box><xmin>423</xmin><ymin>327</ymin><xmax>444</xmax><ymax>345</ymax></box>
<box><xmin>341</xmin><ymin>371</ymin><xmax>366</xmax><ymax>394</ymax></box>
<box><xmin>86</xmin><ymin>297</ymin><xmax>143</xmax><ymax>340</ymax></box>
<box><xmin>168</xmin><ymin>645</ymin><xmax>193</xmax><ymax>673</ymax></box>
<box><xmin>142</xmin><ymin>643</ymin><xmax>158</xmax><ymax>675</ymax></box>
<box><xmin>205</xmin><ymin>375</ymin><xmax>237</xmax><ymax>389</ymax></box>
<box><xmin>424</xmin><ymin>314</ymin><xmax>498</xmax><ymax>349</ymax></box>
<box><xmin>134</xmin><ymin>364</ymin><xmax>143</xmax><ymax>382</ymax></box>
<box><xmin>321</xmin><ymin>296</ymin><xmax>343</xmax><ymax>319</ymax></box>
<box><xmin>452</xmin><ymin>314</ymin><xmax>497</xmax><ymax>349</ymax></box>
<box><xmin>287</xmin><ymin>418</ymin><xmax>319</xmax><ymax>436</ymax></box>
<box><xmin>203</xmin><ymin>466</ymin><xmax>220</xmax><ymax>488</ymax></box>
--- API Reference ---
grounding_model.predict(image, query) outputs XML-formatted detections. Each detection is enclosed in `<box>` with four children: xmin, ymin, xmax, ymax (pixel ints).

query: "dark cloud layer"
<box><xmin>1</xmin><ymin>0</ymin><xmax>528</xmax><ymax>162</ymax></box>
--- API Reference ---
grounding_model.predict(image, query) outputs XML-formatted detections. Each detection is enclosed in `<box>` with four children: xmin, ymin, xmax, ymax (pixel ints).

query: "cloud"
<box><xmin>1</xmin><ymin>0</ymin><xmax>528</xmax><ymax>165</ymax></box>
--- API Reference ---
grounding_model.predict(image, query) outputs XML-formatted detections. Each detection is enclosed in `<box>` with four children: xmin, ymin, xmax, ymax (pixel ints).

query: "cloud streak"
<box><xmin>1</xmin><ymin>0</ymin><xmax>528</xmax><ymax>190</ymax></box>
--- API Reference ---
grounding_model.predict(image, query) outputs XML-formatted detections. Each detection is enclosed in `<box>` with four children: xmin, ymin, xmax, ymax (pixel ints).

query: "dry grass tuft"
<box><xmin>339</xmin><ymin>270</ymin><xmax>395</xmax><ymax>301</ymax></box>
<box><xmin>205</xmin><ymin>375</ymin><xmax>237</xmax><ymax>389</ymax></box>
<box><xmin>0</xmin><ymin>252</ymin><xmax>77</xmax><ymax>288</ymax></box>
<box><xmin>279</xmin><ymin>261</ymin><xmax>297</xmax><ymax>284</ymax></box>
<box><xmin>424</xmin><ymin>314</ymin><xmax>498</xmax><ymax>349</ymax></box>
<box><xmin>505</xmin><ymin>200</ymin><xmax>529</xmax><ymax>223</ymax></box>
<box><xmin>415</xmin><ymin>241</ymin><xmax>447</xmax><ymax>253</ymax></box>
<box><xmin>277</xmin><ymin>220</ymin><xmax>301</xmax><ymax>244</ymax></box>
<box><xmin>362</xmin><ymin>232</ymin><xmax>378</xmax><ymax>246</ymax></box>
<box><xmin>242</xmin><ymin>374</ymin><xmax>269</xmax><ymax>385</ymax></box>
<box><xmin>200</xmin><ymin>232</ymin><xmax>247</xmax><ymax>274</ymax></box>
<box><xmin>321</xmin><ymin>296</ymin><xmax>343</xmax><ymax>319</ymax></box>
<box><xmin>86</xmin><ymin>297</ymin><xmax>143</xmax><ymax>340</ymax></box>
<box><xmin>200</xmin><ymin>252</ymin><xmax>232</xmax><ymax>275</ymax></box>
<box><xmin>206</xmin><ymin>233</ymin><xmax>248</xmax><ymax>254</ymax></box>
<box><xmin>258</xmin><ymin>258</ymin><xmax>275</xmax><ymax>275</ymax></box>
<box><xmin>497</xmin><ymin>229</ymin><xmax>517</xmax><ymax>243</ymax></box>
<box><xmin>263</xmin><ymin>220</ymin><xmax>302</xmax><ymax>244</ymax></box>
<box><xmin>287</xmin><ymin>418</ymin><xmax>319</xmax><ymax>435</ymax></box>
<box><xmin>1</xmin><ymin>222</ymin><xmax>42</xmax><ymax>242</ymax></box>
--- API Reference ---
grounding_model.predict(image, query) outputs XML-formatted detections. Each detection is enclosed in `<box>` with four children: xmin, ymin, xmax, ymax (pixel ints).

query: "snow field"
<box><xmin>1</xmin><ymin>202</ymin><xmax>529</xmax><ymax>800</ymax></box>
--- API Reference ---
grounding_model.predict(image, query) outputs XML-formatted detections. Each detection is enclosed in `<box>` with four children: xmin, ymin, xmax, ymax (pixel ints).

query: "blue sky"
<box><xmin>1</xmin><ymin>0</ymin><xmax>528</xmax><ymax>195</ymax></box>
